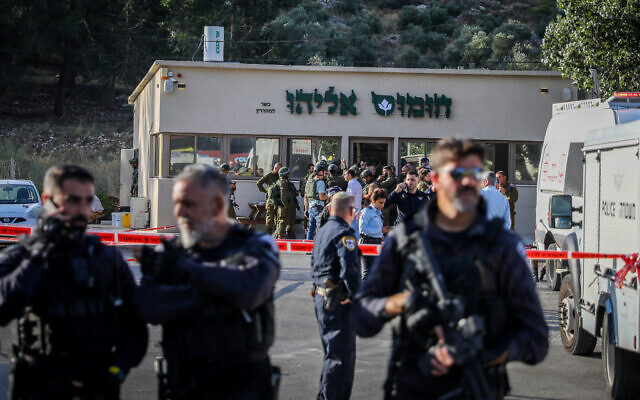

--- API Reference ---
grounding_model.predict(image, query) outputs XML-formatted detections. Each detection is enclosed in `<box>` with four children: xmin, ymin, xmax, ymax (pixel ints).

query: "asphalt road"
<box><xmin>0</xmin><ymin>253</ymin><xmax>610</xmax><ymax>400</ymax></box>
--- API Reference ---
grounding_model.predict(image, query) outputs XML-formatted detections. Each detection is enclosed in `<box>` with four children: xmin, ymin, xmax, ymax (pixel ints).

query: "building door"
<box><xmin>350</xmin><ymin>139</ymin><xmax>392</xmax><ymax>173</ymax></box>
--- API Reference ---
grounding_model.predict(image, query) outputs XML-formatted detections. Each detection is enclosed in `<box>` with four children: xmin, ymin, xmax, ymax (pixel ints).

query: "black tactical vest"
<box><xmin>161</xmin><ymin>227</ymin><xmax>275</xmax><ymax>394</ymax></box>
<box><xmin>18</xmin><ymin>236</ymin><xmax>120</xmax><ymax>363</ymax></box>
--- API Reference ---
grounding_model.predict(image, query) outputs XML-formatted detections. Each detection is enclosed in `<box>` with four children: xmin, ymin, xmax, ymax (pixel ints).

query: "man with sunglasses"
<box><xmin>353</xmin><ymin>138</ymin><xmax>547</xmax><ymax>400</ymax></box>
<box><xmin>0</xmin><ymin>165</ymin><xmax>148</xmax><ymax>399</ymax></box>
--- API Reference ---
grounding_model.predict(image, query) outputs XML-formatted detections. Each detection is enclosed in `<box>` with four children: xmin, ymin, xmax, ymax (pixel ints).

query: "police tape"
<box><xmin>0</xmin><ymin>223</ymin><xmax>637</xmax><ymax>264</ymax></box>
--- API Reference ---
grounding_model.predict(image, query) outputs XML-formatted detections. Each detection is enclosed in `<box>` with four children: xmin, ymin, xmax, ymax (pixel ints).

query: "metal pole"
<box><xmin>10</xmin><ymin>158</ymin><xmax>15</xmax><ymax>179</ymax></box>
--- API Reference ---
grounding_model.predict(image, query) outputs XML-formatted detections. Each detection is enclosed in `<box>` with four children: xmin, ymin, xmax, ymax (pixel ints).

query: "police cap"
<box><xmin>328</xmin><ymin>164</ymin><xmax>339</xmax><ymax>173</ymax></box>
<box><xmin>420</xmin><ymin>157</ymin><xmax>430</xmax><ymax>165</ymax></box>
<box><xmin>220</xmin><ymin>163</ymin><xmax>231</xmax><ymax>172</ymax></box>
<box><xmin>278</xmin><ymin>167</ymin><xmax>290</xmax><ymax>177</ymax></box>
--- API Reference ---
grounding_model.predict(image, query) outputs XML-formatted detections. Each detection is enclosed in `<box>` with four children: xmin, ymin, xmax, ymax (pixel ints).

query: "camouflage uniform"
<box><xmin>417</xmin><ymin>181</ymin><xmax>430</xmax><ymax>193</ymax></box>
<box><xmin>326</xmin><ymin>175</ymin><xmax>348</xmax><ymax>191</ymax></box>
<box><xmin>503</xmin><ymin>184</ymin><xmax>519</xmax><ymax>230</ymax></box>
<box><xmin>277</xmin><ymin>169</ymin><xmax>298</xmax><ymax>238</ymax></box>
<box><xmin>257</xmin><ymin>171</ymin><xmax>279</xmax><ymax>235</ymax></box>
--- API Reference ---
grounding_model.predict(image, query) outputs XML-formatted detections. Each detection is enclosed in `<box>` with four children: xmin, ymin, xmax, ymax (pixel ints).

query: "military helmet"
<box><xmin>361</xmin><ymin>169</ymin><xmax>373</xmax><ymax>178</ymax></box>
<box><xmin>319</xmin><ymin>159</ymin><xmax>328</xmax><ymax>166</ymax></box>
<box><xmin>129</xmin><ymin>157</ymin><xmax>138</xmax><ymax>164</ymax></box>
<box><xmin>220</xmin><ymin>163</ymin><xmax>231</xmax><ymax>172</ymax></box>
<box><xmin>314</xmin><ymin>163</ymin><xmax>326</xmax><ymax>174</ymax></box>
<box><xmin>279</xmin><ymin>167</ymin><xmax>290</xmax><ymax>177</ymax></box>
<box><xmin>328</xmin><ymin>163</ymin><xmax>339</xmax><ymax>173</ymax></box>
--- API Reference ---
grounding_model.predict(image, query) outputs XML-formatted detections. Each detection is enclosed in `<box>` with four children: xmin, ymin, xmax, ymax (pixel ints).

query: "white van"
<box><xmin>534</xmin><ymin>93</ymin><xmax>640</xmax><ymax>291</ymax></box>
<box><xmin>557</xmin><ymin>119</ymin><xmax>640</xmax><ymax>399</ymax></box>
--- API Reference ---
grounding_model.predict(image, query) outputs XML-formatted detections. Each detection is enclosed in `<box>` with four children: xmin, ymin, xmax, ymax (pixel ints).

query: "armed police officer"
<box><xmin>353</xmin><ymin>138</ymin><xmax>548</xmax><ymax>400</ymax></box>
<box><xmin>257</xmin><ymin>162</ymin><xmax>283</xmax><ymax>235</ymax></box>
<box><xmin>135</xmin><ymin>164</ymin><xmax>281</xmax><ymax>399</ymax></box>
<box><xmin>0</xmin><ymin>165</ymin><xmax>148</xmax><ymax>399</ymax></box>
<box><xmin>312</xmin><ymin>192</ymin><xmax>361</xmax><ymax>400</ymax></box>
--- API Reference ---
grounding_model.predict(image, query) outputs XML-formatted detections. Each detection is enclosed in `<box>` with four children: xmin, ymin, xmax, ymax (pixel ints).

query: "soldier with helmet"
<box><xmin>326</xmin><ymin>163</ymin><xmax>348</xmax><ymax>191</ymax></box>
<box><xmin>276</xmin><ymin>167</ymin><xmax>299</xmax><ymax>239</ymax></box>
<box><xmin>305</xmin><ymin>163</ymin><xmax>329</xmax><ymax>240</ymax></box>
<box><xmin>257</xmin><ymin>163</ymin><xmax>283</xmax><ymax>235</ymax></box>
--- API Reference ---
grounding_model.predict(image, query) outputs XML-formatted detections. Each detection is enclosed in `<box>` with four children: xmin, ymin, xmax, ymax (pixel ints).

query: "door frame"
<box><xmin>349</xmin><ymin>137</ymin><xmax>394</xmax><ymax>167</ymax></box>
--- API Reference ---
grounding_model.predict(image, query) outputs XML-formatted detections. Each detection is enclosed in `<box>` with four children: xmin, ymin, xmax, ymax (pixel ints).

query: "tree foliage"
<box><xmin>543</xmin><ymin>0</ymin><xmax>640</xmax><ymax>96</ymax></box>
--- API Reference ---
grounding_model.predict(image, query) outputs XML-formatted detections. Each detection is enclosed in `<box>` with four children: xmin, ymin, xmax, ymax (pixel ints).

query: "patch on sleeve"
<box><xmin>341</xmin><ymin>236</ymin><xmax>357</xmax><ymax>251</ymax></box>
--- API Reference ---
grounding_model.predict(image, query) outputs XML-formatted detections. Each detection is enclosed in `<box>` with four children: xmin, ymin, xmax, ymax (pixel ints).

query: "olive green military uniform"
<box><xmin>362</xmin><ymin>181</ymin><xmax>379</xmax><ymax>209</ymax></box>
<box><xmin>417</xmin><ymin>181</ymin><xmax>430</xmax><ymax>193</ymax></box>
<box><xmin>300</xmin><ymin>173</ymin><xmax>311</xmax><ymax>231</ymax></box>
<box><xmin>503</xmin><ymin>184</ymin><xmax>519</xmax><ymax>230</ymax></box>
<box><xmin>277</xmin><ymin>176</ymin><xmax>298</xmax><ymax>238</ymax></box>
<box><xmin>228</xmin><ymin>179</ymin><xmax>237</xmax><ymax>219</ymax></box>
<box><xmin>326</xmin><ymin>175</ymin><xmax>347</xmax><ymax>191</ymax></box>
<box><xmin>257</xmin><ymin>171</ymin><xmax>279</xmax><ymax>235</ymax></box>
<box><xmin>378</xmin><ymin>175</ymin><xmax>398</xmax><ymax>226</ymax></box>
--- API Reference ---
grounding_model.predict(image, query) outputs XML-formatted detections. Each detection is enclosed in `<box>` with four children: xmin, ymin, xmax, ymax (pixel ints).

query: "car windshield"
<box><xmin>0</xmin><ymin>184</ymin><xmax>39</xmax><ymax>204</ymax></box>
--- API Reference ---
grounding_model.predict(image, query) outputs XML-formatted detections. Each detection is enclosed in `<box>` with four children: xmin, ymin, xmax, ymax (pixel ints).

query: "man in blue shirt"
<box><xmin>480</xmin><ymin>171</ymin><xmax>511</xmax><ymax>230</ymax></box>
<box><xmin>359</xmin><ymin>188</ymin><xmax>389</xmax><ymax>281</ymax></box>
<box><xmin>312</xmin><ymin>192</ymin><xmax>361</xmax><ymax>400</ymax></box>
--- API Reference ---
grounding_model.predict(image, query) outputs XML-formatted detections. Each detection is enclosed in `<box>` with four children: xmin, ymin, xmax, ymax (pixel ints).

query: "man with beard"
<box><xmin>135</xmin><ymin>164</ymin><xmax>280</xmax><ymax>399</ymax></box>
<box><xmin>384</xmin><ymin>170</ymin><xmax>428</xmax><ymax>226</ymax></box>
<box><xmin>353</xmin><ymin>139</ymin><xmax>548</xmax><ymax>400</ymax></box>
<box><xmin>0</xmin><ymin>165</ymin><xmax>148</xmax><ymax>399</ymax></box>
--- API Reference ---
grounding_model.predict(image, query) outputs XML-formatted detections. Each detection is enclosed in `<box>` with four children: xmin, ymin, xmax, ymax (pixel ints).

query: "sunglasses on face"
<box><xmin>64</xmin><ymin>194</ymin><xmax>94</xmax><ymax>206</ymax></box>
<box><xmin>447</xmin><ymin>167</ymin><xmax>484</xmax><ymax>182</ymax></box>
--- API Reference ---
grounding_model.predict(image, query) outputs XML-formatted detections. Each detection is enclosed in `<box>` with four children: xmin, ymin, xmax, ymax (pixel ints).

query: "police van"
<box><xmin>534</xmin><ymin>93</ymin><xmax>640</xmax><ymax>291</ymax></box>
<box><xmin>556</xmin><ymin>119</ymin><xmax>640</xmax><ymax>399</ymax></box>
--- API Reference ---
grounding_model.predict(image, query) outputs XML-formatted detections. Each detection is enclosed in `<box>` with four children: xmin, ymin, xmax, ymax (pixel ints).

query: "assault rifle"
<box><xmin>403</xmin><ymin>229</ymin><xmax>491</xmax><ymax>400</ymax></box>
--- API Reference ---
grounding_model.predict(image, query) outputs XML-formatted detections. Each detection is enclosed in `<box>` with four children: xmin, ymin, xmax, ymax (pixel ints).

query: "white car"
<box><xmin>0</xmin><ymin>180</ymin><xmax>42</xmax><ymax>225</ymax></box>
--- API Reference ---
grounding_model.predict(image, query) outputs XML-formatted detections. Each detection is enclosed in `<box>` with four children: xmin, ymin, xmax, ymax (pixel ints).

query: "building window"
<box><xmin>313</xmin><ymin>138</ymin><xmax>340</xmax><ymax>164</ymax></box>
<box><xmin>288</xmin><ymin>138</ymin><xmax>312</xmax><ymax>180</ymax></box>
<box><xmin>514</xmin><ymin>143</ymin><xmax>542</xmax><ymax>183</ymax></box>
<box><xmin>287</xmin><ymin>138</ymin><xmax>340</xmax><ymax>180</ymax></box>
<box><xmin>481</xmin><ymin>143</ymin><xmax>509</xmax><ymax>176</ymax></box>
<box><xmin>169</xmin><ymin>135</ymin><xmax>195</xmax><ymax>176</ymax></box>
<box><xmin>229</xmin><ymin>137</ymin><xmax>254</xmax><ymax>177</ymax></box>
<box><xmin>256</xmin><ymin>138</ymin><xmax>280</xmax><ymax>177</ymax></box>
<box><xmin>196</xmin><ymin>137</ymin><xmax>222</xmax><ymax>167</ymax></box>
<box><xmin>399</xmin><ymin>139</ymin><xmax>439</xmax><ymax>169</ymax></box>
<box><xmin>151</xmin><ymin>135</ymin><xmax>159</xmax><ymax>177</ymax></box>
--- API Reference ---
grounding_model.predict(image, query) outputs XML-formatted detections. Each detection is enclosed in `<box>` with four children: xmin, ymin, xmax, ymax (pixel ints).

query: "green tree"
<box><xmin>490</xmin><ymin>32</ymin><xmax>516</xmax><ymax>62</ymax></box>
<box><xmin>543</xmin><ymin>0</ymin><xmax>640</xmax><ymax>96</ymax></box>
<box><xmin>395</xmin><ymin>46</ymin><xmax>422</xmax><ymax>68</ymax></box>
<box><xmin>462</xmin><ymin>31</ymin><xmax>492</xmax><ymax>68</ymax></box>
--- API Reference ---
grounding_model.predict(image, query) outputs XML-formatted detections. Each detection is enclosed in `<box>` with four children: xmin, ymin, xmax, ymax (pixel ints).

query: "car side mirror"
<box><xmin>550</xmin><ymin>195</ymin><xmax>574</xmax><ymax>229</ymax></box>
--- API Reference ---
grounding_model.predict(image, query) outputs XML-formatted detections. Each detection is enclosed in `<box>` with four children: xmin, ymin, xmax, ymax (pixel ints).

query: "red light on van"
<box><xmin>615</xmin><ymin>92</ymin><xmax>640</xmax><ymax>98</ymax></box>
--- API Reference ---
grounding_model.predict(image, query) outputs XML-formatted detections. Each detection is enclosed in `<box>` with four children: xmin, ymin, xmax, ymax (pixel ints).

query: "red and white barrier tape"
<box><xmin>2</xmin><ymin>224</ymin><xmax>639</xmax><ymax>287</ymax></box>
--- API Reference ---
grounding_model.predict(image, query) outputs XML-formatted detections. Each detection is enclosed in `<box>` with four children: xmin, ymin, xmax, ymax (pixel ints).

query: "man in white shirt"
<box><xmin>346</xmin><ymin>168</ymin><xmax>362</xmax><ymax>240</ymax></box>
<box><xmin>480</xmin><ymin>171</ymin><xmax>511</xmax><ymax>230</ymax></box>
<box><xmin>89</xmin><ymin>194</ymin><xmax>105</xmax><ymax>223</ymax></box>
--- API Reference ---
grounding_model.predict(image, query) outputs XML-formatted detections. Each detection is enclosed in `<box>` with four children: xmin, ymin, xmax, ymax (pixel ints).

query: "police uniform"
<box><xmin>0</xmin><ymin>229</ymin><xmax>148</xmax><ymax>399</ymax></box>
<box><xmin>276</xmin><ymin>168</ymin><xmax>298</xmax><ymax>239</ymax></box>
<box><xmin>312</xmin><ymin>216</ymin><xmax>361</xmax><ymax>400</ymax></box>
<box><xmin>135</xmin><ymin>224</ymin><xmax>280</xmax><ymax>399</ymax></box>
<box><xmin>257</xmin><ymin>171</ymin><xmax>280</xmax><ymax>235</ymax></box>
<box><xmin>353</xmin><ymin>198</ymin><xmax>548</xmax><ymax>400</ymax></box>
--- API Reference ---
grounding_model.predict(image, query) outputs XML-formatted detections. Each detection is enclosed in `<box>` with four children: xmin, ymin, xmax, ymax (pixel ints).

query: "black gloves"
<box><xmin>139</xmin><ymin>239</ymin><xmax>188</xmax><ymax>284</ymax></box>
<box><xmin>20</xmin><ymin>216</ymin><xmax>66</xmax><ymax>259</ymax></box>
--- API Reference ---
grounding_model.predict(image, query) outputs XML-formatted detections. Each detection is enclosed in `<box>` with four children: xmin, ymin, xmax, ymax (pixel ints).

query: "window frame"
<box><xmin>286</xmin><ymin>136</ymin><xmax>342</xmax><ymax>180</ymax></box>
<box><xmin>512</xmin><ymin>141</ymin><xmax>543</xmax><ymax>185</ymax></box>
